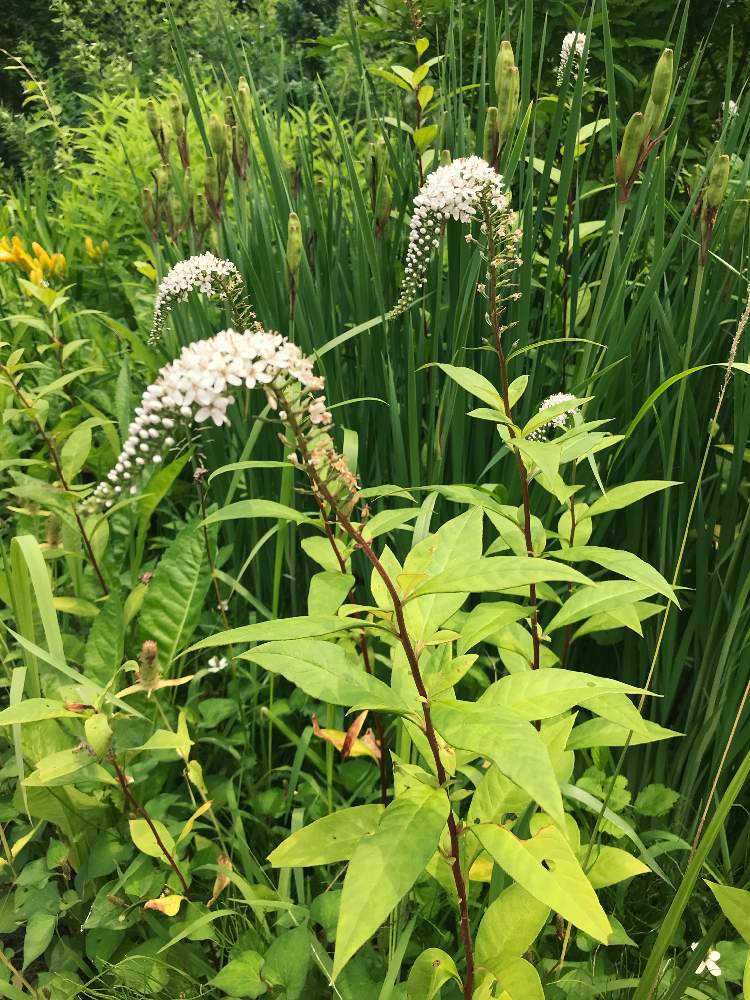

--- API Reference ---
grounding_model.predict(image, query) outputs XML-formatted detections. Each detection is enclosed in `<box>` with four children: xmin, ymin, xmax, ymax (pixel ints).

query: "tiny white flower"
<box><xmin>528</xmin><ymin>392</ymin><xmax>578</xmax><ymax>441</ymax></box>
<box><xmin>207</xmin><ymin>655</ymin><xmax>228</xmax><ymax>673</ymax></box>
<box><xmin>691</xmin><ymin>942</ymin><xmax>721</xmax><ymax>977</ymax></box>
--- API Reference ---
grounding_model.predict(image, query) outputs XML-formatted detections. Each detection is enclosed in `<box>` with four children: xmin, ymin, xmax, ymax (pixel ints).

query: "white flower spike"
<box><xmin>84</xmin><ymin>327</ymin><xmax>331</xmax><ymax>512</ymax></box>
<box><xmin>557</xmin><ymin>31</ymin><xmax>586</xmax><ymax>86</ymax></box>
<box><xmin>391</xmin><ymin>156</ymin><xmax>514</xmax><ymax>316</ymax></box>
<box><xmin>150</xmin><ymin>253</ymin><xmax>248</xmax><ymax>343</ymax></box>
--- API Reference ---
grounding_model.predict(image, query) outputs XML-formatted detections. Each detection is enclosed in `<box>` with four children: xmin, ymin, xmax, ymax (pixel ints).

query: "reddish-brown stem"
<box><xmin>2</xmin><ymin>366</ymin><xmax>109</xmax><ymax>595</ymax></box>
<box><xmin>298</xmin><ymin>448</ymin><xmax>474</xmax><ymax>998</ymax></box>
<box><xmin>109</xmin><ymin>751</ymin><xmax>190</xmax><ymax>896</ymax></box>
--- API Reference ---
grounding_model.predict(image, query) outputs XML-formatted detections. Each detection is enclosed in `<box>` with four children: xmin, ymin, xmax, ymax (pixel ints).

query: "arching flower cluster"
<box><xmin>557</xmin><ymin>31</ymin><xmax>586</xmax><ymax>86</ymax></box>
<box><xmin>84</xmin><ymin>327</ymin><xmax>332</xmax><ymax>512</ymax></box>
<box><xmin>390</xmin><ymin>156</ymin><xmax>512</xmax><ymax>317</ymax></box>
<box><xmin>528</xmin><ymin>392</ymin><xmax>578</xmax><ymax>441</ymax></box>
<box><xmin>150</xmin><ymin>254</ymin><xmax>248</xmax><ymax>343</ymax></box>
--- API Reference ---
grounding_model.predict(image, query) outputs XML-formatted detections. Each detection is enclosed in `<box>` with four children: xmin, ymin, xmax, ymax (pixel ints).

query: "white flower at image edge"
<box><xmin>690</xmin><ymin>942</ymin><xmax>721</xmax><ymax>977</ymax></box>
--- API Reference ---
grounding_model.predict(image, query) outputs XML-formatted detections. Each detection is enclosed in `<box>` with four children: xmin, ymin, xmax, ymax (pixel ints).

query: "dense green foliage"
<box><xmin>1</xmin><ymin>1</ymin><xmax>750</xmax><ymax>998</ymax></box>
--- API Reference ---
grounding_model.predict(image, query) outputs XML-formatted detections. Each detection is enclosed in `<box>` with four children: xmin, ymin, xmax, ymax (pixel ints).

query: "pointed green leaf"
<box><xmin>411</xmin><ymin>557</ymin><xmax>592</xmax><ymax>598</ymax></box>
<box><xmin>546</xmin><ymin>581</ymin><xmax>655</xmax><ymax>633</ymax></box>
<box><xmin>432</xmin><ymin>700</ymin><xmax>565</xmax><ymax>827</ymax></box>
<box><xmin>480</xmin><ymin>669</ymin><xmax>647</xmax><ymax>721</ymax></box>
<box><xmin>268</xmin><ymin>805</ymin><xmax>384</xmax><ymax>867</ymax></box>
<box><xmin>332</xmin><ymin>785</ymin><xmax>449</xmax><ymax>979</ymax></box>
<box><xmin>474</xmin><ymin>823</ymin><xmax>612</xmax><ymax>943</ymax></box>
<box><xmin>242</xmin><ymin>639</ymin><xmax>410</xmax><ymax>713</ymax></box>
<box><xmin>554</xmin><ymin>546</ymin><xmax>677</xmax><ymax>604</ymax></box>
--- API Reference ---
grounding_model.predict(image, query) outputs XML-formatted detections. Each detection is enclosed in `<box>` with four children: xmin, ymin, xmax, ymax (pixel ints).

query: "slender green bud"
<box><xmin>155</xmin><ymin>164</ymin><xmax>170</xmax><ymax>194</ymax></box>
<box><xmin>500</xmin><ymin>67</ymin><xmax>519</xmax><ymax>148</ymax></box>
<box><xmin>494</xmin><ymin>40</ymin><xmax>515</xmax><ymax>103</ymax></box>
<box><xmin>139</xmin><ymin>640</ymin><xmax>160</xmax><ymax>688</ymax></box>
<box><xmin>169</xmin><ymin>93</ymin><xmax>185</xmax><ymax>136</ymax></box>
<box><xmin>642</xmin><ymin>48</ymin><xmax>673</xmax><ymax>136</ymax></box>
<box><xmin>704</xmin><ymin>154</ymin><xmax>730</xmax><ymax>210</ymax></box>
<box><xmin>365</xmin><ymin>142</ymin><xmax>377</xmax><ymax>192</ymax></box>
<box><xmin>374</xmin><ymin>136</ymin><xmax>387</xmax><ymax>180</ymax></box>
<box><xmin>286</xmin><ymin>212</ymin><xmax>303</xmax><ymax>280</ymax></box>
<box><xmin>146</xmin><ymin>100</ymin><xmax>160</xmax><ymax>141</ymax></box>
<box><xmin>617</xmin><ymin>112</ymin><xmax>647</xmax><ymax>185</ymax></box>
<box><xmin>728</xmin><ymin>199</ymin><xmax>749</xmax><ymax>244</ymax></box>
<box><xmin>650</xmin><ymin>48</ymin><xmax>673</xmax><ymax>107</ymax></box>
<box><xmin>224</xmin><ymin>95</ymin><xmax>235</xmax><ymax>127</ymax></box>
<box><xmin>183</xmin><ymin>166</ymin><xmax>193</xmax><ymax>202</ymax></box>
<box><xmin>142</xmin><ymin>188</ymin><xmax>158</xmax><ymax>231</ymax></box>
<box><xmin>193</xmin><ymin>190</ymin><xmax>208</xmax><ymax>229</ymax></box>
<box><xmin>483</xmin><ymin>106</ymin><xmax>499</xmax><ymax>164</ymax></box>
<box><xmin>439</xmin><ymin>149</ymin><xmax>452</xmax><ymax>167</ymax></box>
<box><xmin>237</xmin><ymin>76</ymin><xmax>251</xmax><ymax>124</ymax></box>
<box><xmin>208</xmin><ymin>113</ymin><xmax>227</xmax><ymax>157</ymax></box>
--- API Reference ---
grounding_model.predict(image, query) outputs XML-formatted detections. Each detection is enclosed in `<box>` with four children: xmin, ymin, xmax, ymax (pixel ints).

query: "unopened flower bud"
<box><xmin>439</xmin><ymin>149</ymin><xmax>452</xmax><ymax>167</ymax></box>
<box><xmin>237</xmin><ymin>76</ymin><xmax>251</xmax><ymax>124</ymax></box>
<box><xmin>728</xmin><ymin>199</ymin><xmax>749</xmax><ymax>244</ymax></box>
<box><xmin>483</xmin><ymin>106</ymin><xmax>499</xmax><ymax>165</ymax></box>
<box><xmin>169</xmin><ymin>93</ymin><xmax>185</xmax><ymax>137</ymax></box>
<box><xmin>142</xmin><ymin>187</ymin><xmax>158</xmax><ymax>232</ymax></box>
<box><xmin>45</xmin><ymin>513</ymin><xmax>62</xmax><ymax>548</ymax></box>
<box><xmin>617</xmin><ymin>112</ymin><xmax>647</xmax><ymax>188</ymax></box>
<box><xmin>375</xmin><ymin>173</ymin><xmax>393</xmax><ymax>227</ymax></box>
<box><xmin>139</xmin><ymin>640</ymin><xmax>160</xmax><ymax>688</ymax></box>
<box><xmin>155</xmin><ymin>164</ymin><xmax>170</xmax><ymax>195</ymax></box>
<box><xmin>286</xmin><ymin>212</ymin><xmax>303</xmax><ymax>281</ymax></box>
<box><xmin>704</xmin><ymin>154</ymin><xmax>730</xmax><ymax>210</ymax></box>
<box><xmin>146</xmin><ymin>100</ymin><xmax>161</xmax><ymax>142</ymax></box>
<box><xmin>642</xmin><ymin>48</ymin><xmax>673</xmax><ymax>137</ymax></box>
<box><xmin>494</xmin><ymin>40</ymin><xmax>515</xmax><ymax>105</ymax></box>
<box><xmin>224</xmin><ymin>95</ymin><xmax>235</xmax><ymax>127</ymax></box>
<box><xmin>208</xmin><ymin>114</ymin><xmax>227</xmax><ymax>158</ymax></box>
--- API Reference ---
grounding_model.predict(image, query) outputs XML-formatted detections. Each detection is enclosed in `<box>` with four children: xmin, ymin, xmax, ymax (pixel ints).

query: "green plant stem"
<box><xmin>660</xmin><ymin>262</ymin><xmax>705</xmax><ymax>568</ymax></box>
<box><xmin>1</xmin><ymin>365</ymin><xmax>108</xmax><ymax>596</ymax></box>
<box><xmin>0</xmin><ymin>946</ymin><xmax>37</xmax><ymax>998</ymax></box>
<box><xmin>578</xmin><ymin>199</ymin><xmax>626</xmax><ymax>383</ymax></box>
<box><xmin>689</xmin><ymin>676</ymin><xmax>750</xmax><ymax>859</ymax></box>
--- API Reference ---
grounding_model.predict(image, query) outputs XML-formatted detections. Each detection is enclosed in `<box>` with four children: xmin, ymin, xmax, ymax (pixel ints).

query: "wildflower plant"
<box><xmin>118</xmin><ymin>151</ymin><xmax>686</xmax><ymax>995</ymax></box>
